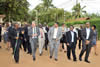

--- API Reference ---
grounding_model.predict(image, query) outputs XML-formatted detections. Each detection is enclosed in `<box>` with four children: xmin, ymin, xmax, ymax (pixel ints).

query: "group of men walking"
<box><xmin>0</xmin><ymin>21</ymin><xmax>96</xmax><ymax>64</ymax></box>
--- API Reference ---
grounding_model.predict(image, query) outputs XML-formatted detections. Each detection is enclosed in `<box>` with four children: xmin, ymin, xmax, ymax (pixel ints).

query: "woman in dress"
<box><xmin>91</xmin><ymin>25</ymin><xmax>98</xmax><ymax>55</ymax></box>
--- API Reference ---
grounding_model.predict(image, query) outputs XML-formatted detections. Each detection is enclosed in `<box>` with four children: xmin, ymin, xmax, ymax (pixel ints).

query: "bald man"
<box><xmin>79</xmin><ymin>22</ymin><xmax>93</xmax><ymax>63</ymax></box>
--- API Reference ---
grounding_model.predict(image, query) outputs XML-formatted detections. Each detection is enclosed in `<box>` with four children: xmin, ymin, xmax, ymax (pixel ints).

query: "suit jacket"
<box><xmin>48</xmin><ymin>27</ymin><xmax>62</xmax><ymax>42</ymax></box>
<box><xmin>81</xmin><ymin>28</ymin><xmax>93</xmax><ymax>47</ymax></box>
<box><xmin>66</xmin><ymin>31</ymin><xmax>77</xmax><ymax>45</ymax></box>
<box><xmin>28</xmin><ymin>26</ymin><xmax>40</xmax><ymax>42</ymax></box>
<box><xmin>81</xmin><ymin>28</ymin><xmax>93</xmax><ymax>41</ymax></box>
<box><xmin>22</xmin><ymin>26</ymin><xmax>29</xmax><ymax>41</ymax></box>
<box><xmin>10</xmin><ymin>28</ymin><xmax>22</xmax><ymax>40</ymax></box>
<box><xmin>78</xmin><ymin>29</ymin><xmax>82</xmax><ymax>40</ymax></box>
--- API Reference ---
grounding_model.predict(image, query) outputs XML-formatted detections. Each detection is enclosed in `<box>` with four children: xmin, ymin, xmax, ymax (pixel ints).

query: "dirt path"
<box><xmin>0</xmin><ymin>41</ymin><xmax>100</xmax><ymax>67</ymax></box>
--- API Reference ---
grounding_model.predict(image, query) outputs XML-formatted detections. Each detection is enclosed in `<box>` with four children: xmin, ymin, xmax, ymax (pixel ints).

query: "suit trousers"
<box><xmin>49</xmin><ymin>39</ymin><xmax>60</xmax><ymax>59</ymax></box>
<box><xmin>22</xmin><ymin>39</ymin><xmax>27</xmax><ymax>52</ymax></box>
<box><xmin>26</xmin><ymin>40</ymin><xmax>32</xmax><ymax>53</ymax></box>
<box><xmin>14</xmin><ymin>39</ymin><xmax>21</xmax><ymax>63</ymax></box>
<box><xmin>79</xmin><ymin>44</ymin><xmax>91</xmax><ymax>61</ymax></box>
<box><xmin>78</xmin><ymin>39</ymin><xmax>82</xmax><ymax>49</ymax></box>
<box><xmin>39</xmin><ymin>38</ymin><xmax>45</xmax><ymax>54</ymax></box>
<box><xmin>45</xmin><ymin>33</ymin><xmax>48</xmax><ymax>50</ymax></box>
<box><xmin>67</xmin><ymin>43</ymin><xmax>76</xmax><ymax>60</ymax></box>
<box><xmin>30</xmin><ymin>38</ymin><xmax>38</xmax><ymax>58</ymax></box>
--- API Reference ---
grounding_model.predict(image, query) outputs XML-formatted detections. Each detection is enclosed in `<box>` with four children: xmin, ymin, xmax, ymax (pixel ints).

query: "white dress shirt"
<box><xmin>86</xmin><ymin>28</ymin><xmax>90</xmax><ymax>40</ymax></box>
<box><xmin>71</xmin><ymin>31</ymin><xmax>74</xmax><ymax>42</ymax></box>
<box><xmin>43</xmin><ymin>27</ymin><xmax>47</xmax><ymax>33</ymax></box>
<box><xmin>53</xmin><ymin>28</ymin><xmax>58</xmax><ymax>39</ymax></box>
<box><xmin>32</xmin><ymin>27</ymin><xmax>36</xmax><ymax>38</ymax></box>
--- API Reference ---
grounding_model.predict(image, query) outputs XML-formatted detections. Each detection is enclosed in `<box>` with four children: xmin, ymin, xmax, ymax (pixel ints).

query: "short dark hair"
<box><xmin>92</xmin><ymin>25</ymin><xmax>96</xmax><ymax>29</ymax></box>
<box><xmin>70</xmin><ymin>25</ymin><xmax>74</xmax><ymax>28</ymax></box>
<box><xmin>55</xmin><ymin>22</ymin><xmax>59</xmax><ymax>25</ymax></box>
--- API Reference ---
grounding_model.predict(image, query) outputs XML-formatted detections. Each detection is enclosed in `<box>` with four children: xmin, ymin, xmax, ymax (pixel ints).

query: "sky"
<box><xmin>27</xmin><ymin>0</ymin><xmax>100</xmax><ymax>14</ymax></box>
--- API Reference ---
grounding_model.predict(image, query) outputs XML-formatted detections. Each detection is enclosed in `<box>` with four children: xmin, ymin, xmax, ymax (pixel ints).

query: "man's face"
<box><xmin>70</xmin><ymin>26</ymin><xmax>74</xmax><ymax>31</ymax></box>
<box><xmin>32</xmin><ymin>22</ymin><xmax>36</xmax><ymax>27</ymax></box>
<box><xmin>54</xmin><ymin>23</ymin><xmax>58</xmax><ymax>28</ymax></box>
<box><xmin>15</xmin><ymin>24</ymin><xmax>19</xmax><ymax>29</ymax></box>
<box><xmin>86</xmin><ymin>23</ymin><xmax>90</xmax><ymax>28</ymax></box>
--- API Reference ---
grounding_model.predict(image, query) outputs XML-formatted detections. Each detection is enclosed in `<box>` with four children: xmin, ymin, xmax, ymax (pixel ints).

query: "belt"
<box><xmin>52</xmin><ymin>38</ymin><xmax>56</xmax><ymax>40</ymax></box>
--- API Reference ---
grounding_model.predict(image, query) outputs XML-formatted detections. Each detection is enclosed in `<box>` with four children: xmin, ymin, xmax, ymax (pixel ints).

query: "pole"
<box><xmin>35</xmin><ymin>10</ymin><xmax>38</xmax><ymax>25</ymax></box>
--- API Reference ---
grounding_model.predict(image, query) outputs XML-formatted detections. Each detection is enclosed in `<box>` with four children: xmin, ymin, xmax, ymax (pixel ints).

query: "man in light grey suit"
<box><xmin>28</xmin><ymin>21</ymin><xmax>40</xmax><ymax>61</ymax></box>
<box><xmin>79</xmin><ymin>22</ymin><xmax>93</xmax><ymax>63</ymax></box>
<box><xmin>48</xmin><ymin>22</ymin><xmax>62</xmax><ymax>61</ymax></box>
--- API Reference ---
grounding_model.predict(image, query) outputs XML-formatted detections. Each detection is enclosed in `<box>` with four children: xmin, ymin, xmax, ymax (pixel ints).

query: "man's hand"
<box><xmin>16</xmin><ymin>37</ymin><xmax>19</xmax><ymax>40</ymax></box>
<box><xmin>56</xmin><ymin>38</ymin><xmax>58</xmax><ymax>41</ymax></box>
<box><xmin>67</xmin><ymin>43</ymin><xmax>69</xmax><ymax>46</ymax></box>
<box><xmin>86</xmin><ymin>40</ymin><xmax>90</xmax><ymax>45</ymax></box>
<box><xmin>32</xmin><ymin>34</ymin><xmax>38</xmax><ymax>37</ymax></box>
<box><xmin>21</xmin><ymin>31</ymin><xmax>24</xmax><ymax>34</ymax></box>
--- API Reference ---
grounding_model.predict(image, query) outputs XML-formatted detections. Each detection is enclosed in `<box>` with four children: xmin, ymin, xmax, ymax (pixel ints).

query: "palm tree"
<box><xmin>72</xmin><ymin>3</ymin><xmax>86</xmax><ymax>18</ymax></box>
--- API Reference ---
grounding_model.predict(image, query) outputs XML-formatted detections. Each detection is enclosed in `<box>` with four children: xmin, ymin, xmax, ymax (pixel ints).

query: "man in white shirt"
<box><xmin>66</xmin><ymin>25</ymin><xmax>77</xmax><ymax>62</ymax></box>
<box><xmin>48</xmin><ymin>22</ymin><xmax>62</xmax><ymax>61</ymax></box>
<box><xmin>53</xmin><ymin>27</ymin><xmax>58</xmax><ymax>39</ymax></box>
<box><xmin>79</xmin><ymin>22</ymin><xmax>93</xmax><ymax>63</ymax></box>
<box><xmin>28</xmin><ymin>21</ymin><xmax>40</xmax><ymax>61</ymax></box>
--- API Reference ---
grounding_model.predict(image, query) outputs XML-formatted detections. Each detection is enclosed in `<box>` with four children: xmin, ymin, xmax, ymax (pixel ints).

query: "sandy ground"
<box><xmin>0</xmin><ymin>41</ymin><xmax>100</xmax><ymax>67</ymax></box>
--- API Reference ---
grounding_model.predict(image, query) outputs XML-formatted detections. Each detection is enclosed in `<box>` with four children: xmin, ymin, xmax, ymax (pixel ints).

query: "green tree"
<box><xmin>0</xmin><ymin>0</ymin><xmax>29</xmax><ymax>22</ymax></box>
<box><xmin>72</xmin><ymin>3</ymin><xmax>86</xmax><ymax>18</ymax></box>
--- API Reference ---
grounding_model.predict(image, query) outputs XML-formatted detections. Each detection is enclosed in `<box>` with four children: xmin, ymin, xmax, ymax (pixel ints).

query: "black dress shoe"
<box><xmin>40</xmin><ymin>54</ymin><xmax>42</xmax><ymax>56</ymax></box>
<box><xmin>0</xmin><ymin>46</ymin><xmax>2</xmax><ymax>49</ymax></box>
<box><xmin>15</xmin><ymin>61</ymin><xmax>19</xmax><ymax>64</ymax></box>
<box><xmin>84</xmin><ymin>60</ymin><xmax>90</xmax><ymax>63</ymax></box>
<box><xmin>33</xmin><ymin>58</ymin><xmax>36</xmax><ymax>61</ymax></box>
<box><xmin>73</xmin><ymin>59</ymin><xmax>77</xmax><ymax>62</ymax></box>
<box><xmin>55</xmin><ymin>59</ymin><xmax>58</xmax><ymax>61</ymax></box>
<box><xmin>45</xmin><ymin>48</ymin><xmax>48</xmax><ymax>51</ymax></box>
<box><xmin>12</xmin><ymin>52</ymin><xmax>14</xmax><ymax>55</ymax></box>
<box><xmin>68</xmin><ymin>57</ymin><xmax>71</xmax><ymax>60</ymax></box>
<box><xmin>50</xmin><ymin>56</ymin><xmax>52</xmax><ymax>59</ymax></box>
<box><xmin>79</xmin><ymin>57</ymin><xmax>82</xmax><ymax>61</ymax></box>
<box><xmin>27</xmin><ymin>52</ymin><xmax>32</xmax><ymax>55</ymax></box>
<box><xmin>79</xmin><ymin>46</ymin><xmax>81</xmax><ymax>50</ymax></box>
<box><xmin>27</xmin><ymin>52</ymin><xmax>30</xmax><ymax>54</ymax></box>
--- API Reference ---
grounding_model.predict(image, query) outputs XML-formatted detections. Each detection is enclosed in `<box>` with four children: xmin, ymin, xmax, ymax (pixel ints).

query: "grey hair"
<box><xmin>86</xmin><ymin>22</ymin><xmax>90</xmax><ymax>24</ymax></box>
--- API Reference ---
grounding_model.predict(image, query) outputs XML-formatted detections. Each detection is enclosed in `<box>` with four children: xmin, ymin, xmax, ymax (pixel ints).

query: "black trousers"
<box><xmin>79</xmin><ymin>39</ymin><xmax>82</xmax><ymax>49</ymax></box>
<box><xmin>14</xmin><ymin>39</ymin><xmax>21</xmax><ymax>63</ymax></box>
<box><xmin>10</xmin><ymin>39</ymin><xmax>16</xmax><ymax>54</ymax></box>
<box><xmin>67</xmin><ymin>43</ymin><xmax>76</xmax><ymax>60</ymax></box>
<box><xmin>44</xmin><ymin>33</ymin><xmax>48</xmax><ymax>50</ymax></box>
<box><xmin>22</xmin><ymin>39</ymin><xmax>27</xmax><ymax>52</ymax></box>
<box><xmin>79</xmin><ymin>45</ymin><xmax>91</xmax><ymax>61</ymax></box>
<box><xmin>26</xmin><ymin>40</ymin><xmax>32</xmax><ymax>54</ymax></box>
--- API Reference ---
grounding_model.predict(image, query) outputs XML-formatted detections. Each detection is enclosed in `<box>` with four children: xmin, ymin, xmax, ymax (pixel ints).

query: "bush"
<box><xmin>47</xmin><ymin>18</ymin><xmax>100</xmax><ymax>39</ymax></box>
<box><xmin>65</xmin><ymin>18</ymin><xmax>100</xmax><ymax>40</ymax></box>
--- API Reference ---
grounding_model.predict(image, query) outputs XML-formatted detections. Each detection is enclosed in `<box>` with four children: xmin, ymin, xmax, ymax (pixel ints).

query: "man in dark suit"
<box><xmin>10</xmin><ymin>23</ymin><xmax>22</xmax><ymax>63</ymax></box>
<box><xmin>43</xmin><ymin>25</ymin><xmax>49</xmax><ymax>50</ymax></box>
<box><xmin>79</xmin><ymin>22</ymin><xmax>93</xmax><ymax>63</ymax></box>
<box><xmin>23</xmin><ymin>24</ymin><xmax>32</xmax><ymax>54</ymax></box>
<box><xmin>20</xmin><ymin>25</ymin><xmax>27</xmax><ymax>52</ymax></box>
<box><xmin>66</xmin><ymin>25</ymin><xmax>77</xmax><ymax>62</ymax></box>
<box><xmin>77</xmin><ymin>25</ymin><xmax>83</xmax><ymax>49</ymax></box>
